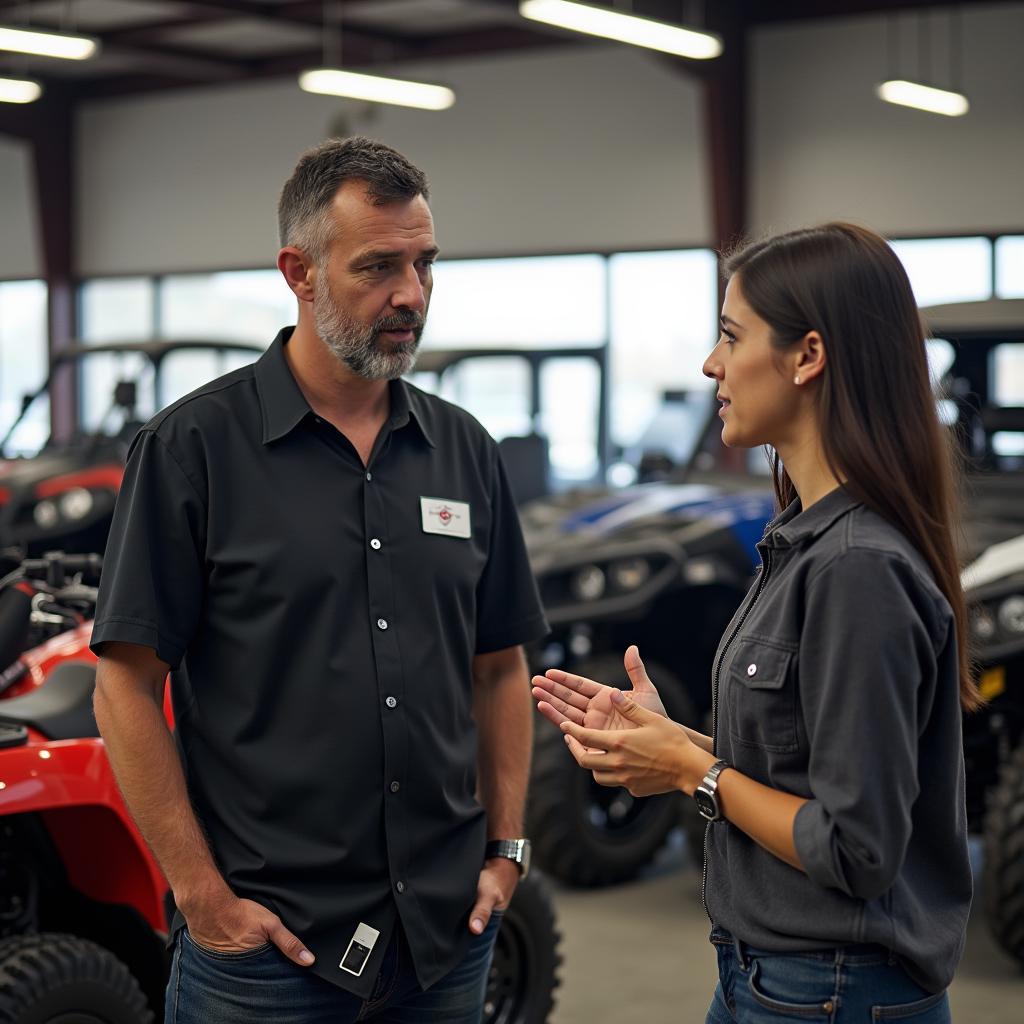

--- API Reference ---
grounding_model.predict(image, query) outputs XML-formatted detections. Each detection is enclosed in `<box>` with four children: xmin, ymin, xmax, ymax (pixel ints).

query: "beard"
<box><xmin>314</xmin><ymin>285</ymin><xmax>425</xmax><ymax>381</ymax></box>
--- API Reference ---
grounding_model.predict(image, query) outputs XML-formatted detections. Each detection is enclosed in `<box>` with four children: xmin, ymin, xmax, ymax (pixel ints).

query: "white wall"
<box><xmin>751</xmin><ymin>3</ymin><xmax>1024</xmax><ymax>237</ymax></box>
<box><xmin>0</xmin><ymin>138</ymin><xmax>41</xmax><ymax>279</ymax></box>
<box><xmin>77</xmin><ymin>46</ymin><xmax>709</xmax><ymax>276</ymax></box>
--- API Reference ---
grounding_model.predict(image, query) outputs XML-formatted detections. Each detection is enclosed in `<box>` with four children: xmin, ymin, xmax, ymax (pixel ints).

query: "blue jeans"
<box><xmin>166</xmin><ymin>912</ymin><xmax>501</xmax><ymax>1023</ymax></box>
<box><xmin>705</xmin><ymin>928</ymin><xmax>951</xmax><ymax>1023</ymax></box>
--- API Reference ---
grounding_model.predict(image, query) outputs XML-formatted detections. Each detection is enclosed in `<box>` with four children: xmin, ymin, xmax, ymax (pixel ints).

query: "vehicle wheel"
<box><xmin>0</xmin><ymin>932</ymin><xmax>153</xmax><ymax>1023</ymax></box>
<box><xmin>983</xmin><ymin>741</ymin><xmax>1024</xmax><ymax>966</ymax></box>
<box><xmin>484</xmin><ymin>872</ymin><xmax>561</xmax><ymax>1024</ymax></box>
<box><xmin>527</xmin><ymin>655</ymin><xmax>697</xmax><ymax>887</ymax></box>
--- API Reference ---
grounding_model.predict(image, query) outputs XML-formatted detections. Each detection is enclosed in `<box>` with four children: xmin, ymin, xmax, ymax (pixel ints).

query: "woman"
<box><xmin>533</xmin><ymin>223</ymin><xmax>978</xmax><ymax>1023</ymax></box>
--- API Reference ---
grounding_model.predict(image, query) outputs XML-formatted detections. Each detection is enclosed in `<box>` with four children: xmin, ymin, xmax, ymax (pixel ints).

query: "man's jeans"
<box><xmin>705</xmin><ymin>928</ymin><xmax>952</xmax><ymax>1023</ymax></box>
<box><xmin>166</xmin><ymin>912</ymin><xmax>501</xmax><ymax>1024</ymax></box>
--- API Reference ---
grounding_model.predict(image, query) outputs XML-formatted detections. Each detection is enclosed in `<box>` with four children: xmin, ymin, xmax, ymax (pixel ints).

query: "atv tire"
<box><xmin>485</xmin><ymin>872</ymin><xmax>561</xmax><ymax>1024</ymax></box>
<box><xmin>527</xmin><ymin>655</ymin><xmax>697</xmax><ymax>887</ymax></box>
<box><xmin>0</xmin><ymin>932</ymin><xmax>153</xmax><ymax>1023</ymax></box>
<box><xmin>983</xmin><ymin>741</ymin><xmax>1024</xmax><ymax>967</ymax></box>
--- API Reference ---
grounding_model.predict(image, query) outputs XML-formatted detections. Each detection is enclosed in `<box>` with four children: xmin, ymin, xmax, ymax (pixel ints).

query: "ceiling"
<box><xmin>0</xmin><ymin>0</ymin><xmax>1014</xmax><ymax>101</ymax></box>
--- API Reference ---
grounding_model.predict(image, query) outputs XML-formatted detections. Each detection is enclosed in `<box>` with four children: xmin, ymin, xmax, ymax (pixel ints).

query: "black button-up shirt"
<box><xmin>91</xmin><ymin>328</ymin><xmax>549</xmax><ymax>997</ymax></box>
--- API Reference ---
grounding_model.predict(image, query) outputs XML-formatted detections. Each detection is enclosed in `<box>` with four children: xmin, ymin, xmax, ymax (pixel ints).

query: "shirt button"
<box><xmin>747</xmin><ymin>664</ymin><xmax>758</xmax><ymax>677</ymax></box>
<box><xmin>396</xmin><ymin>881</ymin><xmax>406</xmax><ymax>893</ymax></box>
<box><xmin>366</xmin><ymin>471</ymin><xmax>373</xmax><ymax>481</ymax></box>
<box><xmin>385</xmin><ymin>696</ymin><xmax>398</xmax><ymax>709</ymax></box>
<box><xmin>377</xmin><ymin>618</ymin><xmax>388</xmax><ymax>630</ymax></box>
<box><xmin>370</xmin><ymin>538</ymin><xmax>382</xmax><ymax>550</ymax></box>
<box><xmin>390</xmin><ymin>781</ymin><xmax>400</xmax><ymax>793</ymax></box>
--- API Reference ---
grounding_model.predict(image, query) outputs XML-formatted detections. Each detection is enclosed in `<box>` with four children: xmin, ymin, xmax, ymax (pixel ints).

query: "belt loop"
<box><xmin>732</xmin><ymin>934</ymin><xmax>749</xmax><ymax>971</ymax></box>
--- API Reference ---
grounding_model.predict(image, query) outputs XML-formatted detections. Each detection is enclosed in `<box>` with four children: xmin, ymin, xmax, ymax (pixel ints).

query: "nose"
<box><xmin>703</xmin><ymin>345</ymin><xmax>723</xmax><ymax>381</ymax></box>
<box><xmin>391</xmin><ymin>264</ymin><xmax>427</xmax><ymax>314</ymax></box>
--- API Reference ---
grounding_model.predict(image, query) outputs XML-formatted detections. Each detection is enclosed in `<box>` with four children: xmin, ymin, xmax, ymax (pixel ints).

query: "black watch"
<box><xmin>694</xmin><ymin>759</ymin><xmax>730</xmax><ymax>822</ymax></box>
<box><xmin>485</xmin><ymin>838</ymin><xmax>531</xmax><ymax>878</ymax></box>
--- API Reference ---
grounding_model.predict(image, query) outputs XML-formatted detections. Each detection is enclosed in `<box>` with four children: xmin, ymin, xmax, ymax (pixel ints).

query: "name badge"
<box><xmin>420</xmin><ymin>497</ymin><xmax>471</xmax><ymax>539</ymax></box>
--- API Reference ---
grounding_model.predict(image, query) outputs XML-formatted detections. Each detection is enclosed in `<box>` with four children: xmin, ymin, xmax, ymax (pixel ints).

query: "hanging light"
<box><xmin>0</xmin><ymin>75</ymin><xmax>42</xmax><ymax>103</ymax></box>
<box><xmin>519</xmin><ymin>0</ymin><xmax>722</xmax><ymax>60</ymax></box>
<box><xmin>877</xmin><ymin>9</ymin><xmax>968</xmax><ymax>117</ymax></box>
<box><xmin>299</xmin><ymin>69</ymin><xmax>455</xmax><ymax>110</ymax></box>
<box><xmin>0</xmin><ymin>24</ymin><xmax>98</xmax><ymax>60</ymax></box>
<box><xmin>299</xmin><ymin>1</ymin><xmax>454</xmax><ymax>110</ymax></box>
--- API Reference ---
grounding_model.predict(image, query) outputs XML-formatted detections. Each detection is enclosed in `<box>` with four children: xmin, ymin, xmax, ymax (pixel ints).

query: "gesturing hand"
<box><xmin>531</xmin><ymin>645</ymin><xmax>668</xmax><ymax>746</ymax></box>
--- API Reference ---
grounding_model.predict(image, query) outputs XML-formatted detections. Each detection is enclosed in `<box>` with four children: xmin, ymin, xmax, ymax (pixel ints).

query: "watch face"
<box><xmin>519</xmin><ymin>840</ymin><xmax>531</xmax><ymax>878</ymax></box>
<box><xmin>694</xmin><ymin>788</ymin><xmax>718</xmax><ymax>821</ymax></box>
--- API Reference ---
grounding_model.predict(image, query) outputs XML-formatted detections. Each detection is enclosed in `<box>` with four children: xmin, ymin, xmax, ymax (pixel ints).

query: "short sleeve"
<box><xmin>474</xmin><ymin>448</ymin><xmax>549</xmax><ymax>654</ymax></box>
<box><xmin>90</xmin><ymin>429</ymin><xmax>207</xmax><ymax>670</ymax></box>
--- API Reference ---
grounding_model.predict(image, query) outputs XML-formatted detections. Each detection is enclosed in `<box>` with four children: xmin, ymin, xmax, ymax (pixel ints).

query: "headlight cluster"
<box><xmin>568</xmin><ymin>557</ymin><xmax>653</xmax><ymax>603</ymax></box>
<box><xmin>971</xmin><ymin>593</ymin><xmax>1024</xmax><ymax>646</ymax></box>
<box><xmin>31</xmin><ymin>488</ymin><xmax>97</xmax><ymax>531</ymax></box>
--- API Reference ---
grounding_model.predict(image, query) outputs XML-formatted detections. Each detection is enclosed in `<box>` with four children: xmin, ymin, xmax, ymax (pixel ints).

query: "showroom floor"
<box><xmin>547</xmin><ymin>834</ymin><xmax>1021</xmax><ymax>1023</ymax></box>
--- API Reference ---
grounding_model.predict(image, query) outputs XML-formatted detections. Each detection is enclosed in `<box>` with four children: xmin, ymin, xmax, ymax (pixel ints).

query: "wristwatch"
<box><xmin>694</xmin><ymin>759</ymin><xmax>730</xmax><ymax>822</ymax></box>
<box><xmin>485</xmin><ymin>839</ymin><xmax>531</xmax><ymax>878</ymax></box>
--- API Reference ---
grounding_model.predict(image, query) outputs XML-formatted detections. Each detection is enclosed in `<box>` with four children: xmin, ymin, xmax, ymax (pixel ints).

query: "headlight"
<box><xmin>33</xmin><ymin>500</ymin><xmax>59</xmax><ymax>529</ymax></box>
<box><xmin>609</xmin><ymin>558</ymin><xmax>651</xmax><ymax>592</ymax></box>
<box><xmin>998</xmin><ymin>596</ymin><xmax>1024</xmax><ymax>635</ymax></box>
<box><xmin>59</xmin><ymin>487</ymin><xmax>94</xmax><ymax>521</ymax></box>
<box><xmin>571</xmin><ymin>565</ymin><xmax>606</xmax><ymax>602</ymax></box>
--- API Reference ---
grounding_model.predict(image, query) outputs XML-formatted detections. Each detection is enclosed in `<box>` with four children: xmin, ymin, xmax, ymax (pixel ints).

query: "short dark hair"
<box><xmin>278</xmin><ymin>136</ymin><xmax>430</xmax><ymax>264</ymax></box>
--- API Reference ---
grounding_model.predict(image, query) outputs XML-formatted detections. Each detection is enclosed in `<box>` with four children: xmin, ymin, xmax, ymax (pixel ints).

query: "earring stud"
<box><xmin>794</xmin><ymin>376</ymin><xmax>801</xmax><ymax>385</ymax></box>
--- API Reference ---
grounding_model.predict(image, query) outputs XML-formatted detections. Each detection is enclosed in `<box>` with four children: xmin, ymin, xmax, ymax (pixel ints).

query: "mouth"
<box><xmin>379</xmin><ymin>328</ymin><xmax>416</xmax><ymax>343</ymax></box>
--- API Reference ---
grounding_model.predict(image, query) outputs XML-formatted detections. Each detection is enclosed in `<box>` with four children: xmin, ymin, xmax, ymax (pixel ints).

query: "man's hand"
<box><xmin>532</xmin><ymin>645</ymin><xmax>668</xmax><ymax>743</ymax></box>
<box><xmin>468</xmin><ymin>858</ymin><xmax>519</xmax><ymax>935</ymax></box>
<box><xmin>182</xmin><ymin>887</ymin><xmax>315</xmax><ymax>966</ymax></box>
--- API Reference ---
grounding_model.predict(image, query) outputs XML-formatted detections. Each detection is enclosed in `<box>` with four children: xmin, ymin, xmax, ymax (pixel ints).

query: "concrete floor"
<box><xmin>546</xmin><ymin>834</ymin><xmax>1022</xmax><ymax>1023</ymax></box>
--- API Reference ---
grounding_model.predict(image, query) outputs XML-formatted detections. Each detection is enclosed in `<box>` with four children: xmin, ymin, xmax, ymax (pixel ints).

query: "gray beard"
<box><xmin>314</xmin><ymin>287</ymin><xmax>424</xmax><ymax>381</ymax></box>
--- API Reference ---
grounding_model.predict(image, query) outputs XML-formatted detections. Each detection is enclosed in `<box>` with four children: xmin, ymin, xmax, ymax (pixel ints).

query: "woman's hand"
<box><xmin>559</xmin><ymin>689</ymin><xmax>715</xmax><ymax>797</ymax></box>
<box><xmin>531</xmin><ymin>645</ymin><xmax>669</xmax><ymax>741</ymax></box>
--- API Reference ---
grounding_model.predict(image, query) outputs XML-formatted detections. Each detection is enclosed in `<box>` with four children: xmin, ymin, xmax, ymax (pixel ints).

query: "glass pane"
<box><xmin>609</xmin><ymin>249</ymin><xmax>718</xmax><ymax>451</ymax></box>
<box><xmin>540</xmin><ymin>358</ymin><xmax>600</xmax><ymax>483</ymax></box>
<box><xmin>993</xmin><ymin>344</ymin><xmax>1024</xmax><ymax>407</ymax></box>
<box><xmin>422</xmin><ymin>255</ymin><xmax>606</xmax><ymax>349</ymax></box>
<box><xmin>925</xmin><ymin>338</ymin><xmax>956</xmax><ymax>388</ymax></box>
<box><xmin>159</xmin><ymin>348</ymin><xmax>259</xmax><ymax>407</ymax></box>
<box><xmin>80</xmin><ymin>352</ymin><xmax>155</xmax><ymax>433</ymax></box>
<box><xmin>889</xmin><ymin>237</ymin><xmax>992</xmax><ymax>307</ymax></box>
<box><xmin>81</xmin><ymin>278</ymin><xmax>154</xmax><ymax>342</ymax></box>
<box><xmin>437</xmin><ymin>357</ymin><xmax>532</xmax><ymax>441</ymax></box>
<box><xmin>0</xmin><ymin>280</ymin><xmax>49</xmax><ymax>456</ymax></box>
<box><xmin>161</xmin><ymin>271</ymin><xmax>295</xmax><ymax>342</ymax></box>
<box><xmin>995</xmin><ymin>236</ymin><xmax>1024</xmax><ymax>299</ymax></box>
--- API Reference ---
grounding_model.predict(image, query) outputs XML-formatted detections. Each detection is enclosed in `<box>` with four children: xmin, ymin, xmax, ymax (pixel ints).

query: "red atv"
<box><xmin>0</xmin><ymin>552</ymin><xmax>561</xmax><ymax>1023</ymax></box>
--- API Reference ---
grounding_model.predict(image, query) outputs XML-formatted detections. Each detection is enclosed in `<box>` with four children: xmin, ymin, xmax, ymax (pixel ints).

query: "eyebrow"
<box><xmin>351</xmin><ymin>246</ymin><xmax>440</xmax><ymax>268</ymax></box>
<box><xmin>720</xmin><ymin>314</ymin><xmax>743</xmax><ymax>329</ymax></box>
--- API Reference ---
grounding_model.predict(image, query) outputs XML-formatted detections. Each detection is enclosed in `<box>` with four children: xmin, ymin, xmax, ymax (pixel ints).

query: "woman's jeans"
<box><xmin>166</xmin><ymin>912</ymin><xmax>501</xmax><ymax>1024</ymax></box>
<box><xmin>706</xmin><ymin>927</ymin><xmax>951</xmax><ymax>1023</ymax></box>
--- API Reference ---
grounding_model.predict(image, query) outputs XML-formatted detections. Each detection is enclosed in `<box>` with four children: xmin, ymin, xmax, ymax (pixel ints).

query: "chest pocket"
<box><xmin>728</xmin><ymin>637</ymin><xmax>799</xmax><ymax>754</ymax></box>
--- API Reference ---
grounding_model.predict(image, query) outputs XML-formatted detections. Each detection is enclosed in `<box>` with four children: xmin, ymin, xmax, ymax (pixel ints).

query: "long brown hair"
<box><xmin>725</xmin><ymin>222</ymin><xmax>981</xmax><ymax>711</ymax></box>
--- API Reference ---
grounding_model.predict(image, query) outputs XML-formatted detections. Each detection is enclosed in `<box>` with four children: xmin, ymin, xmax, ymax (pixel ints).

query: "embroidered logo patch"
<box><xmin>420</xmin><ymin>497</ymin><xmax>471</xmax><ymax>539</ymax></box>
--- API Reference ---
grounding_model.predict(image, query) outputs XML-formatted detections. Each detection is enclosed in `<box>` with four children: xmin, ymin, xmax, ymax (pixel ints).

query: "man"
<box><xmin>92</xmin><ymin>136</ymin><xmax>548</xmax><ymax>1023</ymax></box>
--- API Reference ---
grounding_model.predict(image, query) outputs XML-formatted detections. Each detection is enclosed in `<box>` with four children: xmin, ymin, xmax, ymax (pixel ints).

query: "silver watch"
<box><xmin>694</xmin><ymin>759</ymin><xmax>730</xmax><ymax>822</ymax></box>
<box><xmin>485</xmin><ymin>838</ymin><xmax>531</xmax><ymax>878</ymax></box>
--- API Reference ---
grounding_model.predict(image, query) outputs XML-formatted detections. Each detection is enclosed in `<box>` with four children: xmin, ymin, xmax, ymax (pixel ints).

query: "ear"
<box><xmin>793</xmin><ymin>330</ymin><xmax>826</xmax><ymax>385</ymax></box>
<box><xmin>278</xmin><ymin>247</ymin><xmax>316</xmax><ymax>304</ymax></box>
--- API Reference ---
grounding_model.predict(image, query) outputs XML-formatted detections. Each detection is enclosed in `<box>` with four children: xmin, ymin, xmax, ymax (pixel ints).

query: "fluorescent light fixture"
<box><xmin>520</xmin><ymin>0</ymin><xmax>722</xmax><ymax>60</ymax></box>
<box><xmin>0</xmin><ymin>76</ymin><xmax>42</xmax><ymax>104</ymax></box>
<box><xmin>876</xmin><ymin>80</ymin><xmax>969</xmax><ymax>117</ymax></box>
<box><xmin>0</xmin><ymin>24</ymin><xmax>99</xmax><ymax>61</ymax></box>
<box><xmin>298</xmin><ymin>68</ymin><xmax>455</xmax><ymax>110</ymax></box>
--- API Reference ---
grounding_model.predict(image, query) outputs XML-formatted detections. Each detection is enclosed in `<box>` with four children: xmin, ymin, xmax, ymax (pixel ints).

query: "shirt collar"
<box><xmin>254</xmin><ymin>326</ymin><xmax>435</xmax><ymax>448</ymax></box>
<box><xmin>761</xmin><ymin>483</ymin><xmax>860</xmax><ymax>549</ymax></box>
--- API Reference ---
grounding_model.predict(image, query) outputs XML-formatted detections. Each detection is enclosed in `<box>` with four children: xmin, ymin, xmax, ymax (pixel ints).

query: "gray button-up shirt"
<box><xmin>706</xmin><ymin>485</ymin><xmax>971</xmax><ymax>993</ymax></box>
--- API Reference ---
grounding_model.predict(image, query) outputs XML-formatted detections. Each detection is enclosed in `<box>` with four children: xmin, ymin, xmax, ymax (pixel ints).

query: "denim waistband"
<box><xmin>710</xmin><ymin>927</ymin><xmax>893</xmax><ymax>967</ymax></box>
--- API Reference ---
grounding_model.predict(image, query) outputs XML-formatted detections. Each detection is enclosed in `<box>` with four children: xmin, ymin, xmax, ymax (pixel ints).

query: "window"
<box><xmin>81</xmin><ymin>278</ymin><xmax>154</xmax><ymax>342</ymax></box>
<box><xmin>992</xmin><ymin>344</ymin><xmax>1024</xmax><ymax>408</ymax></box>
<box><xmin>608</xmin><ymin>249</ymin><xmax>719</xmax><ymax>451</ymax></box>
<box><xmin>160</xmin><ymin>271</ymin><xmax>295</xmax><ymax>341</ymax></box>
<box><xmin>995</xmin><ymin>236</ymin><xmax>1024</xmax><ymax>299</ymax></box>
<box><xmin>0</xmin><ymin>280</ymin><xmax>48</xmax><ymax>456</ymax></box>
<box><xmin>889</xmin><ymin>237</ymin><xmax>992</xmax><ymax>308</ymax></box>
<box><xmin>421</xmin><ymin>255</ymin><xmax>606</xmax><ymax>349</ymax></box>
